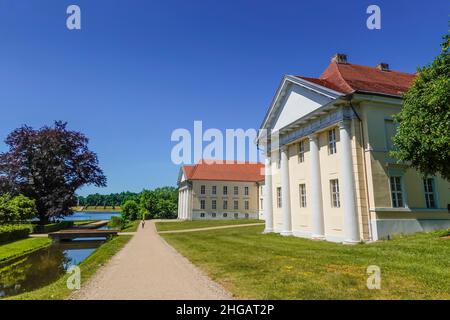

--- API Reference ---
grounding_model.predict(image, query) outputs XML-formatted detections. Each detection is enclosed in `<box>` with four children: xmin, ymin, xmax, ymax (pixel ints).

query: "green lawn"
<box><xmin>122</xmin><ymin>220</ymin><xmax>140</xmax><ymax>232</ymax></box>
<box><xmin>73</xmin><ymin>220</ymin><xmax>95</xmax><ymax>226</ymax></box>
<box><xmin>161</xmin><ymin>225</ymin><xmax>450</xmax><ymax>299</ymax></box>
<box><xmin>155</xmin><ymin>219</ymin><xmax>263</xmax><ymax>232</ymax></box>
<box><xmin>0</xmin><ymin>238</ymin><xmax>52</xmax><ymax>263</ymax></box>
<box><xmin>7</xmin><ymin>235</ymin><xmax>132</xmax><ymax>300</ymax></box>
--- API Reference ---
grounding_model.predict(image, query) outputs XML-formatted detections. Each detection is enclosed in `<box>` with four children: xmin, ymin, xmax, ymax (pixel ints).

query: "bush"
<box><xmin>108</xmin><ymin>216</ymin><xmax>125</xmax><ymax>229</ymax></box>
<box><xmin>121</xmin><ymin>200</ymin><xmax>139</xmax><ymax>221</ymax></box>
<box><xmin>0</xmin><ymin>224</ymin><xmax>31</xmax><ymax>243</ymax></box>
<box><xmin>0</xmin><ymin>194</ymin><xmax>37</xmax><ymax>223</ymax></box>
<box><xmin>31</xmin><ymin>221</ymin><xmax>74</xmax><ymax>234</ymax></box>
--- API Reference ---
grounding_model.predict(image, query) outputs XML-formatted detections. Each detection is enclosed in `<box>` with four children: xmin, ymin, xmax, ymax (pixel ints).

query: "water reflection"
<box><xmin>0</xmin><ymin>240</ymin><xmax>103</xmax><ymax>298</ymax></box>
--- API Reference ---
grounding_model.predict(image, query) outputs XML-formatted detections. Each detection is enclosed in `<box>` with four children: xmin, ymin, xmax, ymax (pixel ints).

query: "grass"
<box><xmin>72</xmin><ymin>206</ymin><xmax>121</xmax><ymax>212</ymax></box>
<box><xmin>0</xmin><ymin>238</ymin><xmax>52</xmax><ymax>263</ymax></box>
<box><xmin>6</xmin><ymin>235</ymin><xmax>132</xmax><ymax>300</ymax></box>
<box><xmin>155</xmin><ymin>219</ymin><xmax>263</xmax><ymax>232</ymax></box>
<box><xmin>160</xmin><ymin>225</ymin><xmax>450</xmax><ymax>299</ymax></box>
<box><xmin>122</xmin><ymin>220</ymin><xmax>140</xmax><ymax>232</ymax></box>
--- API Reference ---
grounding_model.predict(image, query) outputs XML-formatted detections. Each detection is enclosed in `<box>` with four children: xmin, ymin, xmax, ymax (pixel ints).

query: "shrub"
<box><xmin>0</xmin><ymin>224</ymin><xmax>31</xmax><ymax>243</ymax></box>
<box><xmin>121</xmin><ymin>200</ymin><xmax>139</xmax><ymax>221</ymax></box>
<box><xmin>108</xmin><ymin>216</ymin><xmax>125</xmax><ymax>229</ymax></box>
<box><xmin>0</xmin><ymin>194</ymin><xmax>37</xmax><ymax>223</ymax></box>
<box><xmin>31</xmin><ymin>221</ymin><xmax>74</xmax><ymax>234</ymax></box>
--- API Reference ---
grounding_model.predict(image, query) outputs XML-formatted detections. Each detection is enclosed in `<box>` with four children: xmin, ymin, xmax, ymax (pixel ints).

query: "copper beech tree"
<box><xmin>0</xmin><ymin>121</ymin><xmax>106</xmax><ymax>224</ymax></box>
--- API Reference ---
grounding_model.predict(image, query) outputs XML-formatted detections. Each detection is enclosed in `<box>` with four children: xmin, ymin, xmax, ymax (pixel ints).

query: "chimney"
<box><xmin>332</xmin><ymin>53</ymin><xmax>348</xmax><ymax>64</ymax></box>
<box><xmin>376</xmin><ymin>63</ymin><xmax>390</xmax><ymax>71</ymax></box>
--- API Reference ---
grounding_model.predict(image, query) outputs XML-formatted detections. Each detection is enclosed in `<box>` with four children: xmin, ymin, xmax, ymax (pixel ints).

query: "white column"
<box><xmin>309</xmin><ymin>134</ymin><xmax>325</xmax><ymax>239</ymax></box>
<box><xmin>263</xmin><ymin>154</ymin><xmax>274</xmax><ymax>233</ymax></box>
<box><xmin>177</xmin><ymin>190</ymin><xmax>182</xmax><ymax>219</ymax></box>
<box><xmin>186</xmin><ymin>188</ymin><xmax>191</xmax><ymax>220</ymax></box>
<box><xmin>280</xmin><ymin>145</ymin><xmax>292</xmax><ymax>236</ymax></box>
<box><xmin>339</xmin><ymin>120</ymin><xmax>360</xmax><ymax>243</ymax></box>
<box><xmin>180</xmin><ymin>190</ymin><xmax>184</xmax><ymax>219</ymax></box>
<box><xmin>184</xmin><ymin>189</ymin><xmax>189</xmax><ymax>220</ymax></box>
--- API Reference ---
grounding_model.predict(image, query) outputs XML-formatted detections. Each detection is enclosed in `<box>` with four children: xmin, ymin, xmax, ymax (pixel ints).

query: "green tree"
<box><xmin>0</xmin><ymin>194</ymin><xmax>37</xmax><ymax>223</ymax></box>
<box><xmin>393</xmin><ymin>30</ymin><xmax>450</xmax><ymax>180</ymax></box>
<box><xmin>121</xmin><ymin>200</ymin><xmax>139</xmax><ymax>221</ymax></box>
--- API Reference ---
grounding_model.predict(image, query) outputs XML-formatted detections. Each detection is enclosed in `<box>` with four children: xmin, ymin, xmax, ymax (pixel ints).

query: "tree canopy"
<box><xmin>0</xmin><ymin>194</ymin><xmax>37</xmax><ymax>223</ymax></box>
<box><xmin>393</xmin><ymin>30</ymin><xmax>450</xmax><ymax>180</ymax></box>
<box><xmin>0</xmin><ymin>121</ymin><xmax>106</xmax><ymax>224</ymax></box>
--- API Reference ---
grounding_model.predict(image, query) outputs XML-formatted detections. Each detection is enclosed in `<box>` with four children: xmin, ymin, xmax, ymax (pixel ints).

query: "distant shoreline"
<box><xmin>72</xmin><ymin>206</ymin><xmax>121</xmax><ymax>213</ymax></box>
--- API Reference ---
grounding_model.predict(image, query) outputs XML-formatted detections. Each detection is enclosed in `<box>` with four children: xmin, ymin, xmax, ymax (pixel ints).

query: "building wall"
<box><xmin>190</xmin><ymin>180</ymin><xmax>261</xmax><ymax>220</ymax></box>
<box><xmin>361</xmin><ymin>100</ymin><xmax>450</xmax><ymax>239</ymax></box>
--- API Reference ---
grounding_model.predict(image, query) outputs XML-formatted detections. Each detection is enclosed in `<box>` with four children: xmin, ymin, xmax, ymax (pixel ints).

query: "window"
<box><xmin>277</xmin><ymin>187</ymin><xmax>282</xmax><ymax>208</ymax></box>
<box><xmin>260</xmin><ymin>198</ymin><xmax>263</xmax><ymax>210</ymax></box>
<box><xmin>223</xmin><ymin>213</ymin><xmax>228</xmax><ymax>218</ymax></box>
<box><xmin>223</xmin><ymin>186</ymin><xmax>228</xmax><ymax>195</ymax></box>
<box><xmin>385</xmin><ymin>119</ymin><xmax>398</xmax><ymax>150</ymax></box>
<box><xmin>234</xmin><ymin>186</ymin><xmax>239</xmax><ymax>195</ymax></box>
<box><xmin>390</xmin><ymin>176</ymin><xmax>404</xmax><ymax>208</ymax></box>
<box><xmin>212</xmin><ymin>186</ymin><xmax>217</xmax><ymax>195</ymax></box>
<box><xmin>245</xmin><ymin>200</ymin><xmax>249</xmax><ymax>210</ymax></box>
<box><xmin>298</xmin><ymin>141</ymin><xmax>305</xmax><ymax>163</ymax></box>
<box><xmin>200</xmin><ymin>185</ymin><xmax>206</xmax><ymax>195</ymax></box>
<box><xmin>223</xmin><ymin>200</ymin><xmax>228</xmax><ymax>210</ymax></box>
<box><xmin>234</xmin><ymin>200</ymin><xmax>239</xmax><ymax>210</ymax></box>
<box><xmin>212</xmin><ymin>213</ymin><xmax>216</xmax><ymax>218</ymax></box>
<box><xmin>424</xmin><ymin>178</ymin><xmax>436</xmax><ymax>209</ymax></box>
<box><xmin>299</xmin><ymin>184</ymin><xmax>307</xmax><ymax>208</ymax></box>
<box><xmin>328</xmin><ymin>129</ymin><xmax>337</xmax><ymax>155</ymax></box>
<box><xmin>244</xmin><ymin>186</ymin><xmax>249</xmax><ymax>196</ymax></box>
<box><xmin>330</xmin><ymin>179</ymin><xmax>340</xmax><ymax>208</ymax></box>
<box><xmin>245</xmin><ymin>213</ymin><xmax>249</xmax><ymax>219</ymax></box>
<box><xmin>200</xmin><ymin>213</ymin><xmax>205</xmax><ymax>218</ymax></box>
<box><xmin>212</xmin><ymin>199</ymin><xmax>217</xmax><ymax>210</ymax></box>
<box><xmin>200</xmin><ymin>199</ymin><xmax>205</xmax><ymax>210</ymax></box>
<box><xmin>234</xmin><ymin>213</ymin><xmax>239</xmax><ymax>219</ymax></box>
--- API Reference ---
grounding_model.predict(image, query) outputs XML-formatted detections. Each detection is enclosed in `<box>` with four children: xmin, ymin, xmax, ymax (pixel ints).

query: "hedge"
<box><xmin>0</xmin><ymin>224</ymin><xmax>31</xmax><ymax>243</ymax></box>
<box><xmin>31</xmin><ymin>221</ymin><xmax>74</xmax><ymax>234</ymax></box>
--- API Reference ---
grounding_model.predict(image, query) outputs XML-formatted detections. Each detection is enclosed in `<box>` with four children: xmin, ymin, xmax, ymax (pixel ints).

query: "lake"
<box><xmin>64</xmin><ymin>211</ymin><xmax>121</xmax><ymax>221</ymax></box>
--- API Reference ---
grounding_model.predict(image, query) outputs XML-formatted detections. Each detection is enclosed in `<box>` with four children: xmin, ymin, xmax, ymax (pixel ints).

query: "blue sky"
<box><xmin>0</xmin><ymin>0</ymin><xmax>448</xmax><ymax>195</ymax></box>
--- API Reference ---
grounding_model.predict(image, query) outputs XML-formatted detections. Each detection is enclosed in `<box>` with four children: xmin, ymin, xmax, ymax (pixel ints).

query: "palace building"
<box><xmin>257</xmin><ymin>54</ymin><xmax>450</xmax><ymax>243</ymax></box>
<box><xmin>177</xmin><ymin>161</ymin><xmax>264</xmax><ymax>220</ymax></box>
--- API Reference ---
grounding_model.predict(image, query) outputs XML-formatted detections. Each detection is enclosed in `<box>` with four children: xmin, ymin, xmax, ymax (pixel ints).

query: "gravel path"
<box><xmin>71</xmin><ymin>220</ymin><xmax>232</xmax><ymax>300</ymax></box>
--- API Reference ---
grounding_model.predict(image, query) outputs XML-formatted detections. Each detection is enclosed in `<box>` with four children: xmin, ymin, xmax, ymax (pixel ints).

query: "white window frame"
<box><xmin>330</xmin><ymin>179</ymin><xmax>340</xmax><ymax>208</ymax></box>
<box><xmin>423</xmin><ymin>178</ymin><xmax>437</xmax><ymax>209</ymax></box>
<box><xmin>212</xmin><ymin>186</ymin><xmax>217</xmax><ymax>195</ymax></box>
<box><xmin>234</xmin><ymin>200</ymin><xmax>239</xmax><ymax>210</ymax></box>
<box><xmin>390</xmin><ymin>176</ymin><xmax>405</xmax><ymax>208</ymax></box>
<box><xmin>223</xmin><ymin>186</ymin><xmax>228</xmax><ymax>195</ymax></box>
<box><xmin>200</xmin><ymin>185</ymin><xmax>206</xmax><ymax>195</ymax></box>
<box><xmin>234</xmin><ymin>186</ymin><xmax>239</xmax><ymax>195</ymax></box>
<box><xmin>245</xmin><ymin>200</ymin><xmax>249</xmax><ymax>210</ymax></box>
<box><xmin>223</xmin><ymin>200</ymin><xmax>228</xmax><ymax>210</ymax></box>
<box><xmin>244</xmin><ymin>186</ymin><xmax>249</xmax><ymax>196</ymax></box>
<box><xmin>200</xmin><ymin>199</ymin><xmax>205</xmax><ymax>210</ymax></box>
<box><xmin>212</xmin><ymin>199</ymin><xmax>217</xmax><ymax>210</ymax></box>
<box><xmin>276</xmin><ymin>187</ymin><xmax>282</xmax><ymax>208</ymax></box>
<box><xmin>328</xmin><ymin>129</ymin><xmax>337</xmax><ymax>155</ymax></box>
<box><xmin>299</xmin><ymin>183</ymin><xmax>307</xmax><ymax>208</ymax></box>
<box><xmin>298</xmin><ymin>141</ymin><xmax>305</xmax><ymax>163</ymax></box>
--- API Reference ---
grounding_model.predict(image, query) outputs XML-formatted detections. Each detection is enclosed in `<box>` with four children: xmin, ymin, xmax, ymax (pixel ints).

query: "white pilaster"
<box><xmin>180</xmin><ymin>190</ymin><xmax>185</xmax><ymax>219</ymax></box>
<box><xmin>263</xmin><ymin>154</ymin><xmax>274</xmax><ymax>233</ymax></box>
<box><xmin>339</xmin><ymin>120</ymin><xmax>360</xmax><ymax>243</ymax></box>
<box><xmin>309</xmin><ymin>134</ymin><xmax>325</xmax><ymax>239</ymax></box>
<box><xmin>183</xmin><ymin>189</ymin><xmax>188</xmax><ymax>220</ymax></box>
<box><xmin>280</xmin><ymin>145</ymin><xmax>292</xmax><ymax>236</ymax></box>
<box><xmin>177</xmin><ymin>190</ymin><xmax>182</xmax><ymax>219</ymax></box>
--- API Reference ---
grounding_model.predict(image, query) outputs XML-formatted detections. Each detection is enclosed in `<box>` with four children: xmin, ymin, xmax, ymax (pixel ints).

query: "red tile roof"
<box><xmin>182</xmin><ymin>160</ymin><xmax>264</xmax><ymax>182</ymax></box>
<box><xmin>297</xmin><ymin>61</ymin><xmax>416</xmax><ymax>97</ymax></box>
